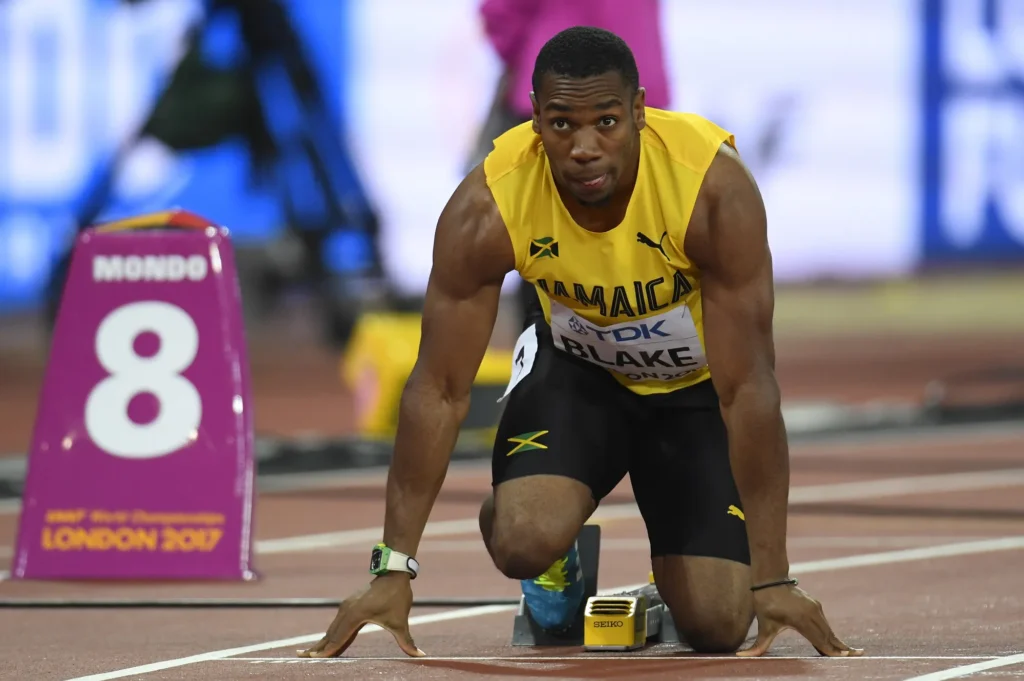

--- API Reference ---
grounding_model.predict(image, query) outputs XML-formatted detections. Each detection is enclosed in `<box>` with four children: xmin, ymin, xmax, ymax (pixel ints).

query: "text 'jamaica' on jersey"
<box><xmin>484</xmin><ymin>108</ymin><xmax>734</xmax><ymax>395</ymax></box>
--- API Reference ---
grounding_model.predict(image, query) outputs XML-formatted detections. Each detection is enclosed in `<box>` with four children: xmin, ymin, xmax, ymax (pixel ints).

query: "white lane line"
<box><xmin>317</xmin><ymin>536</ymin><xmax>1004</xmax><ymax>554</ymax></box>
<box><xmin>785</xmin><ymin>536</ymin><xmax>1024</xmax><ymax>573</ymax></box>
<box><xmin>902</xmin><ymin>652</ymin><xmax>1024</xmax><ymax>680</ymax></box>
<box><xmin>784</xmin><ymin>536</ymin><xmax>996</xmax><ymax>549</ymax></box>
<box><xmin>789</xmin><ymin>468</ymin><xmax>1024</xmax><ymax>504</ymax></box>
<box><xmin>253</xmin><ymin>502</ymin><xmax>644</xmax><ymax>555</ymax></box>
<box><xmin>10</xmin><ymin>469</ymin><xmax>1007</xmax><ymax>579</ymax></box>
<box><xmin>3</xmin><ymin>418</ymin><xmax>1021</xmax><ymax>519</ymax></box>
<box><xmin>256</xmin><ymin>518</ymin><xmax>480</xmax><ymax>554</ymax></box>
<box><xmin>217</xmin><ymin>655</ymin><xmax>998</xmax><ymax>663</ymax></box>
<box><xmin>8</xmin><ymin>461</ymin><xmax>1016</xmax><ymax>565</ymax></box>
<box><xmin>63</xmin><ymin>604</ymin><xmax>517</xmax><ymax>681</ymax></box>
<box><xmin>255</xmin><ymin>469</ymin><xmax>1024</xmax><ymax>555</ymax></box>
<box><xmin>61</xmin><ymin>535</ymin><xmax>1024</xmax><ymax>681</ymax></box>
<box><xmin>5</xmin><ymin>469</ymin><xmax>1014</xmax><ymax>564</ymax></box>
<box><xmin>791</xmin><ymin>421</ymin><xmax>1024</xmax><ymax>453</ymax></box>
<box><xmin>7</xmin><ymin>469</ymin><xmax>1021</xmax><ymax>579</ymax></box>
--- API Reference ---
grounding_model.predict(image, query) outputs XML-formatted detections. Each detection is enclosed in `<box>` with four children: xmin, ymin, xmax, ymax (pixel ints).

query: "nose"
<box><xmin>569</xmin><ymin>129</ymin><xmax>602</xmax><ymax>165</ymax></box>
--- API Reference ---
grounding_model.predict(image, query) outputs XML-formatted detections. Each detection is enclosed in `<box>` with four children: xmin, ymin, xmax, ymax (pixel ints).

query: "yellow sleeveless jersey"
<box><xmin>483</xmin><ymin>108</ymin><xmax>734</xmax><ymax>395</ymax></box>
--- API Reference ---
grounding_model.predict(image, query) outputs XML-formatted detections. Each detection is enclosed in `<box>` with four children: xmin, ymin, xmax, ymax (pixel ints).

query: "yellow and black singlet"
<box><xmin>483</xmin><ymin>108</ymin><xmax>734</xmax><ymax>395</ymax></box>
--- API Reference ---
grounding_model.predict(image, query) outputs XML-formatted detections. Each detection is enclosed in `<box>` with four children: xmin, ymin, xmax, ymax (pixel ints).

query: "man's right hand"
<box><xmin>297</xmin><ymin>573</ymin><xmax>425</xmax><ymax>659</ymax></box>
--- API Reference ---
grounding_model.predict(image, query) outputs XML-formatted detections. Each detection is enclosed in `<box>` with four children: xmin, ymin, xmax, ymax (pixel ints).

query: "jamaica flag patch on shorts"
<box><xmin>507</xmin><ymin>430</ymin><xmax>549</xmax><ymax>455</ymax></box>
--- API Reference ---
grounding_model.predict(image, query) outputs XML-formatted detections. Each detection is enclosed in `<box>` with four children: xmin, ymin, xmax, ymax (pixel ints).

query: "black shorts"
<box><xmin>492</xmin><ymin>317</ymin><xmax>750</xmax><ymax>565</ymax></box>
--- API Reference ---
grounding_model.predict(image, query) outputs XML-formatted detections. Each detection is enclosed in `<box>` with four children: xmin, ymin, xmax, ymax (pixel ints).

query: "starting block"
<box><xmin>583</xmin><ymin>583</ymin><xmax>681</xmax><ymax>651</ymax></box>
<box><xmin>11</xmin><ymin>210</ymin><xmax>257</xmax><ymax>581</ymax></box>
<box><xmin>510</xmin><ymin>525</ymin><xmax>681</xmax><ymax>649</ymax></box>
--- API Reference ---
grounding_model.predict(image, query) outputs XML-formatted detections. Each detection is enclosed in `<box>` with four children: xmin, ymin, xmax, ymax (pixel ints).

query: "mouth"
<box><xmin>574</xmin><ymin>173</ymin><xmax>609</xmax><ymax>191</ymax></box>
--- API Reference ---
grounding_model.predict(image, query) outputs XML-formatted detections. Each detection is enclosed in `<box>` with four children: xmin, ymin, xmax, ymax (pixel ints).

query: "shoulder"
<box><xmin>641</xmin><ymin>108</ymin><xmax>735</xmax><ymax>173</ymax></box>
<box><xmin>644</xmin><ymin>110</ymin><xmax>741</xmax><ymax>259</ymax></box>
<box><xmin>684</xmin><ymin>143</ymin><xmax>768</xmax><ymax>273</ymax></box>
<box><xmin>702</xmin><ymin>143</ymin><xmax>764</xmax><ymax>220</ymax></box>
<box><xmin>483</xmin><ymin>121</ymin><xmax>544</xmax><ymax>188</ymax></box>
<box><xmin>433</xmin><ymin>164</ymin><xmax>516</xmax><ymax>290</ymax></box>
<box><xmin>480</xmin><ymin>121</ymin><xmax>547</xmax><ymax>271</ymax></box>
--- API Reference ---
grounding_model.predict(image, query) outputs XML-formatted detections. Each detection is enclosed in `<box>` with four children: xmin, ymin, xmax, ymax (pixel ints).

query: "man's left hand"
<box><xmin>736</xmin><ymin>584</ymin><xmax>864</xmax><ymax>657</ymax></box>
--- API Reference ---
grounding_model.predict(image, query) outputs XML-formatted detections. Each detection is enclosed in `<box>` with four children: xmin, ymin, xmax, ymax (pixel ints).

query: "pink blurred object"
<box><xmin>480</xmin><ymin>0</ymin><xmax>670</xmax><ymax>118</ymax></box>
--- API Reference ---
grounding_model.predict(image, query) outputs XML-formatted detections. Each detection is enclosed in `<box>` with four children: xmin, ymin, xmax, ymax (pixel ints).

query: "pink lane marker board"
<box><xmin>12</xmin><ymin>210</ymin><xmax>257</xmax><ymax>581</ymax></box>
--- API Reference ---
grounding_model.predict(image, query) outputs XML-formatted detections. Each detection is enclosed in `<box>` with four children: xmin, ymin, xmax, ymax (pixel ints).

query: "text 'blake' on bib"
<box><xmin>11</xmin><ymin>209</ymin><xmax>257</xmax><ymax>581</ymax></box>
<box><xmin>548</xmin><ymin>299</ymin><xmax>708</xmax><ymax>384</ymax></box>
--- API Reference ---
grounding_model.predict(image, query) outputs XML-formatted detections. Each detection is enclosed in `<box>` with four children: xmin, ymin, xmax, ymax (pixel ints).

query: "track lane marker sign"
<box><xmin>12</xmin><ymin>209</ymin><xmax>257</xmax><ymax>581</ymax></box>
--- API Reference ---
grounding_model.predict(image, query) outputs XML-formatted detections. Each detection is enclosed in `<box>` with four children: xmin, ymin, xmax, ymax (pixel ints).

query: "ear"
<box><xmin>633</xmin><ymin>87</ymin><xmax>647</xmax><ymax>131</ymax></box>
<box><xmin>530</xmin><ymin>92</ymin><xmax>541</xmax><ymax>133</ymax></box>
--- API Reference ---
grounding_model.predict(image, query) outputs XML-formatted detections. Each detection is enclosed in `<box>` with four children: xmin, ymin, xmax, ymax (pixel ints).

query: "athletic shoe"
<box><xmin>520</xmin><ymin>540</ymin><xmax>585</xmax><ymax>632</ymax></box>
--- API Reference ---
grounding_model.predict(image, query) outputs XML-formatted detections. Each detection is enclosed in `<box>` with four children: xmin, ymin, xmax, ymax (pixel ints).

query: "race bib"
<box><xmin>498</xmin><ymin>323</ymin><xmax>538</xmax><ymax>401</ymax></box>
<box><xmin>548</xmin><ymin>300</ymin><xmax>707</xmax><ymax>383</ymax></box>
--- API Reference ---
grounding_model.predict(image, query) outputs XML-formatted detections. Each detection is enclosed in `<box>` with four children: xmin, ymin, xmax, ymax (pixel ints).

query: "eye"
<box><xmin>599</xmin><ymin>116</ymin><xmax>618</xmax><ymax>127</ymax></box>
<box><xmin>551</xmin><ymin>119</ymin><xmax>570</xmax><ymax>131</ymax></box>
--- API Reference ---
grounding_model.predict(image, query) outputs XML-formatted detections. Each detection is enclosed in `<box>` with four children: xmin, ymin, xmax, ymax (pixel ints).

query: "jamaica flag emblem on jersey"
<box><xmin>529</xmin><ymin>236</ymin><xmax>559</xmax><ymax>259</ymax></box>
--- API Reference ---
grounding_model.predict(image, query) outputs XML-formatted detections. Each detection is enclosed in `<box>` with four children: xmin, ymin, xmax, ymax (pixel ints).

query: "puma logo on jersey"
<box><xmin>727</xmin><ymin>505</ymin><xmax>745</xmax><ymax>521</ymax></box>
<box><xmin>636</xmin><ymin>231</ymin><xmax>669</xmax><ymax>260</ymax></box>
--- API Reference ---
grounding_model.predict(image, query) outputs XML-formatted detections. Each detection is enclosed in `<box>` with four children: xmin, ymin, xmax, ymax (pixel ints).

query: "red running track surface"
<box><xmin>1</xmin><ymin>424</ymin><xmax>1023</xmax><ymax>681</ymax></box>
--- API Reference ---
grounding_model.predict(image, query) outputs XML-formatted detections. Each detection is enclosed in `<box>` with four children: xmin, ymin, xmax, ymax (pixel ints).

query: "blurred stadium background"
<box><xmin>0</xmin><ymin>0</ymin><xmax>1022</xmax><ymax>490</ymax></box>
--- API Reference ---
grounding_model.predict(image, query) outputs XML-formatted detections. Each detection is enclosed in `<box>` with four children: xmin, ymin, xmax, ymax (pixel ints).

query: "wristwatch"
<box><xmin>369</xmin><ymin>543</ymin><xmax>420</xmax><ymax>579</ymax></box>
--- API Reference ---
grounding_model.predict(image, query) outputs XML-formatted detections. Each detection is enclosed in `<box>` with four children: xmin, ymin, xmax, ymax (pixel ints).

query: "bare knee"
<box><xmin>674</xmin><ymin>610</ymin><xmax>752</xmax><ymax>653</ymax></box>
<box><xmin>483</xmin><ymin>476</ymin><xmax>594</xmax><ymax>580</ymax></box>
<box><xmin>490</xmin><ymin>521</ymin><xmax>572</xmax><ymax>580</ymax></box>
<box><xmin>654</xmin><ymin>556</ymin><xmax>753</xmax><ymax>654</ymax></box>
<box><xmin>480</xmin><ymin>492</ymin><xmax>567</xmax><ymax>578</ymax></box>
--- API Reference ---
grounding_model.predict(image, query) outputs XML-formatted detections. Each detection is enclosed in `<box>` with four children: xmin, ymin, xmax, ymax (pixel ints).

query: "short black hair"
<box><xmin>531</xmin><ymin>26</ymin><xmax>640</xmax><ymax>98</ymax></box>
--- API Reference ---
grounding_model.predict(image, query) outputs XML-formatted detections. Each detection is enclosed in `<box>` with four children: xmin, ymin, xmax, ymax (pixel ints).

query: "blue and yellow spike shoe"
<box><xmin>520</xmin><ymin>541</ymin><xmax>585</xmax><ymax>633</ymax></box>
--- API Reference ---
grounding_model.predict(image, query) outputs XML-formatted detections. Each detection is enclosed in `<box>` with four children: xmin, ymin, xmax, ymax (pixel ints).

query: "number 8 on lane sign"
<box><xmin>12</xmin><ymin>210</ymin><xmax>257</xmax><ymax>582</ymax></box>
<box><xmin>85</xmin><ymin>301</ymin><xmax>203</xmax><ymax>460</ymax></box>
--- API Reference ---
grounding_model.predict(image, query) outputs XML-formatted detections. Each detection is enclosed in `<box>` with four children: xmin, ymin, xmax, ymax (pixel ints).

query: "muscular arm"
<box><xmin>381</xmin><ymin>165</ymin><xmax>515</xmax><ymax>562</ymax></box>
<box><xmin>688</xmin><ymin>144</ymin><xmax>789</xmax><ymax>585</ymax></box>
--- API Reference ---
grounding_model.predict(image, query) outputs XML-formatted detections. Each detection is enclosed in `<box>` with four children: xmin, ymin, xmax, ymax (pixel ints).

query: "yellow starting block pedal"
<box><xmin>583</xmin><ymin>594</ymin><xmax>649</xmax><ymax>651</ymax></box>
<box><xmin>581</xmin><ymin>583</ymin><xmax>680</xmax><ymax>651</ymax></box>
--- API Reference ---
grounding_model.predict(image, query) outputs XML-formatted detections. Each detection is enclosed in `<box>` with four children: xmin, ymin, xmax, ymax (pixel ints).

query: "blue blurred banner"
<box><xmin>921</xmin><ymin>0</ymin><xmax>1024</xmax><ymax>264</ymax></box>
<box><xmin>0</xmin><ymin>0</ymin><xmax>355</xmax><ymax>312</ymax></box>
<box><xmin>2</xmin><ymin>0</ymin><xmax>1023</xmax><ymax>314</ymax></box>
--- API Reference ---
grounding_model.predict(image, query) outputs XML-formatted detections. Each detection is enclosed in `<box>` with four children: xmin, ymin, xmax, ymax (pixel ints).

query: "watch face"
<box><xmin>370</xmin><ymin>548</ymin><xmax>383</xmax><ymax>572</ymax></box>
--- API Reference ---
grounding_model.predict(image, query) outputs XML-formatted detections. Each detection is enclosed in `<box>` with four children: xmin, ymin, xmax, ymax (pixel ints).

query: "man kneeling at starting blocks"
<box><xmin>301</xmin><ymin>27</ymin><xmax>862</xmax><ymax>659</ymax></box>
